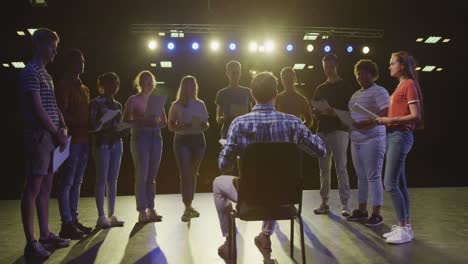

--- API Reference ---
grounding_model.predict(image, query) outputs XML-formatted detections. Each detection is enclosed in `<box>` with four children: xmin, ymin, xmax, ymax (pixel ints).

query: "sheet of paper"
<box><xmin>145</xmin><ymin>95</ymin><xmax>167</xmax><ymax>118</ymax></box>
<box><xmin>89</xmin><ymin>109</ymin><xmax>120</xmax><ymax>132</ymax></box>
<box><xmin>229</xmin><ymin>103</ymin><xmax>248</xmax><ymax>117</ymax></box>
<box><xmin>219</xmin><ymin>139</ymin><xmax>227</xmax><ymax>146</ymax></box>
<box><xmin>333</xmin><ymin>108</ymin><xmax>354</xmax><ymax>128</ymax></box>
<box><xmin>351</xmin><ymin>103</ymin><xmax>379</xmax><ymax>120</ymax></box>
<box><xmin>116</xmin><ymin>121</ymin><xmax>137</xmax><ymax>131</ymax></box>
<box><xmin>310</xmin><ymin>100</ymin><xmax>332</xmax><ymax>113</ymax></box>
<box><xmin>53</xmin><ymin>136</ymin><xmax>71</xmax><ymax>173</ymax></box>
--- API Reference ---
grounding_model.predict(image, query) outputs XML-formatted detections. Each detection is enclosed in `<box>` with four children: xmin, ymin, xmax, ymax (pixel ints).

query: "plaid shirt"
<box><xmin>219</xmin><ymin>104</ymin><xmax>326</xmax><ymax>172</ymax></box>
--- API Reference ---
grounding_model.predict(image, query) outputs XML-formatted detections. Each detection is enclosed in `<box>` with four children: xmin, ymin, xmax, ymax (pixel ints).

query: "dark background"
<box><xmin>1</xmin><ymin>0</ymin><xmax>466</xmax><ymax>199</ymax></box>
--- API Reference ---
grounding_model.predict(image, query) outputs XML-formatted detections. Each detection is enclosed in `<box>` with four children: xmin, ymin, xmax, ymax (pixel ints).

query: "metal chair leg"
<box><xmin>298</xmin><ymin>215</ymin><xmax>306</xmax><ymax>264</ymax></box>
<box><xmin>290</xmin><ymin>218</ymin><xmax>294</xmax><ymax>258</ymax></box>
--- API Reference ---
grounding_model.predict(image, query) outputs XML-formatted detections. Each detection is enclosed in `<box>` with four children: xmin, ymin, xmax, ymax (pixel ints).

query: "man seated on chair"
<box><xmin>213</xmin><ymin>72</ymin><xmax>326</xmax><ymax>263</ymax></box>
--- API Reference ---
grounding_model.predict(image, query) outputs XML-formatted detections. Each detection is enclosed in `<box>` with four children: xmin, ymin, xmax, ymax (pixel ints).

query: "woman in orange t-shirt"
<box><xmin>376</xmin><ymin>51</ymin><xmax>423</xmax><ymax>245</ymax></box>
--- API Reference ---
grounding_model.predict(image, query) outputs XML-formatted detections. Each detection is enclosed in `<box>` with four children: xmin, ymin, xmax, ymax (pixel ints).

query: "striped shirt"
<box><xmin>20</xmin><ymin>62</ymin><xmax>60</xmax><ymax>129</ymax></box>
<box><xmin>219</xmin><ymin>104</ymin><xmax>326</xmax><ymax>172</ymax></box>
<box><xmin>348</xmin><ymin>83</ymin><xmax>389</xmax><ymax>144</ymax></box>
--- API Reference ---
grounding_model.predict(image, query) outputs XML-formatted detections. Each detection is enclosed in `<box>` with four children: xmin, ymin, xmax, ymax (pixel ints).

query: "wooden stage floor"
<box><xmin>1</xmin><ymin>188</ymin><xmax>467</xmax><ymax>264</ymax></box>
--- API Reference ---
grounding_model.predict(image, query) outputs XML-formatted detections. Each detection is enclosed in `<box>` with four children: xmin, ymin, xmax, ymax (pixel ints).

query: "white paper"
<box><xmin>53</xmin><ymin>136</ymin><xmax>71</xmax><ymax>173</ymax></box>
<box><xmin>219</xmin><ymin>139</ymin><xmax>227</xmax><ymax>146</ymax></box>
<box><xmin>229</xmin><ymin>103</ymin><xmax>248</xmax><ymax>117</ymax></box>
<box><xmin>90</xmin><ymin>109</ymin><xmax>120</xmax><ymax>132</ymax></box>
<box><xmin>310</xmin><ymin>100</ymin><xmax>333</xmax><ymax>113</ymax></box>
<box><xmin>145</xmin><ymin>95</ymin><xmax>167</xmax><ymax>118</ymax></box>
<box><xmin>351</xmin><ymin>103</ymin><xmax>379</xmax><ymax>120</ymax></box>
<box><xmin>333</xmin><ymin>109</ymin><xmax>354</xmax><ymax>128</ymax></box>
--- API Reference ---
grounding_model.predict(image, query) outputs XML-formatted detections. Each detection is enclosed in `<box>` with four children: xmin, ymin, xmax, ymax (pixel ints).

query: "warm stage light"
<box><xmin>306</xmin><ymin>44</ymin><xmax>314</xmax><ymax>52</ymax></box>
<box><xmin>148</xmin><ymin>40</ymin><xmax>157</xmax><ymax>50</ymax></box>
<box><xmin>249</xmin><ymin>42</ymin><xmax>258</xmax><ymax>52</ymax></box>
<box><xmin>362</xmin><ymin>46</ymin><xmax>370</xmax><ymax>54</ymax></box>
<box><xmin>210</xmin><ymin>41</ymin><xmax>220</xmax><ymax>51</ymax></box>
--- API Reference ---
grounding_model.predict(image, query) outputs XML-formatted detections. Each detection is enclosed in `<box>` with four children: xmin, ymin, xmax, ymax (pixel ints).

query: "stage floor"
<box><xmin>1</xmin><ymin>188</ymin><xmax>467</xmax><ymax>264</ymax></box>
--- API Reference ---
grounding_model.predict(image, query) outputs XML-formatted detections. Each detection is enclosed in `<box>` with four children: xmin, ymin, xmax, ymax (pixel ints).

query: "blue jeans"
<box><xmin>58</xmin><ymin>143</ymin><xmax>89</xmax><ymax>223</ymax></box>
<box><xmin>383</xmin><ymin>130</ymin><xmax>413</xmax><ymax>222</ymax></box>
<box><xmin>351</xmin><ymin>139</ymin><xmax>385</xmax><ymax>207</ymax></box>
<box><xmin>174</xmin><ymin>134</ymin><xmax>206</xmax><ymax>203</ymax></box>
<box><xmin>130</xmin><ymin>128</ymin><xmax>163</xmax><ymax>211</ymax></box>
<box><xmin>93</xmin><ymin>140</ymin><xmax>123</xmax><ymax>217</ymax></box>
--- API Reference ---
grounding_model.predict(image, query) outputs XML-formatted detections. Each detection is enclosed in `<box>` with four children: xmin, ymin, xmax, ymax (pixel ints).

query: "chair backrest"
<box><xmin>237</xmin><ymin>142</ymin><xmax>303</xmax><ymax>208</ymax></box>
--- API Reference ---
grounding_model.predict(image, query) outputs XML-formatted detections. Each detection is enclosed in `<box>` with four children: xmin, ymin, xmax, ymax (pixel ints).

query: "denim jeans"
<box><xmin>351</xmin><ymin>139</ymin><xmax>385</xmax><ymax>207</ymax></box>
<box><xmin>317</xmin><ymin>130</ymin><xmax>351</xmax><ymax>207</ymax></box>
<box><xmin>173</xmin><ymin>133</ymin><xmax>206</xmax><ymax>203</ymax></box>
<box><xmin>383</xmin><ymin>130</ymin><xmax>413</xmax><ymax>222</ymax></box>
<box><xmin>92</xmin><ymin>140</ymin><xmax>123</xmax><ymax>217</ymax></box>
<box><xmin>58</xmin><ymin>143</ymin><xmax>89</xmax><ymax>223</ymax></box>
<box><xmin>213</xmin><ymin>175</ymin><xmax>275</xmax><ymax>237</ymax></box>
<box><xmin>130</xmin><ymin>128</ymin><xmax>163</xmax><ymax>211</ymax></box>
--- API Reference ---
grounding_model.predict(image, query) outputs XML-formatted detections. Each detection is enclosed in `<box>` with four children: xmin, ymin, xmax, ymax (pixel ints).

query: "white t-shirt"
<box><xmin>348</xmin><ymin>83</ymin><xmax>389</xmax><ymax>144</ymax></box>
<box><xmin>169</xmin><ymin>99</ymin><xmax>209</xmax><ymax>135</ymax></box>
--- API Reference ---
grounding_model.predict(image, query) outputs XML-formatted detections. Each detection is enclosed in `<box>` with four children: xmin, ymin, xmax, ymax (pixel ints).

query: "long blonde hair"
<box><xmin>133</xmin><ymin>70</ymin><xmax>156</xmax><ymax>93</ymax></box>
<box><xmin>392</xmin><ymin>51</ymin><xmax>424</xmax><ymax>129</ymax></box>
<box><xmin>175</xmin><ymin>75</ymin><xmax>200</xmax><ymax>107</ymax></box>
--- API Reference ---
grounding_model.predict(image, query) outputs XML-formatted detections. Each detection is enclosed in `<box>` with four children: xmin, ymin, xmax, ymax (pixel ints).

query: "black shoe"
<box><xmin>365</xmin><ymin>214</ymin><xmax>383</xmax><ymax>226</ymax></box>
<box><xmin>60</xmin><ymin>222</ymin><xmax>85</xmax><ymax>240</ymax></box>
<box><xmin>39</xmin><ymin>232</ymin><xmax>71</xmax><ymax>248</ymax></box>
<box><xmin>346</xmin><ymin>209</ymin><xmax>369</xmax><ymax>221</ymax></box>
<box><xmin>24</xmin><ymin>240</ymin><xmax>51</xmax><ymax>258</ymax></box>
<box><xmin>73</xmin><ymin>220</ymin><xmax>92</xmax><ymax>234</ymax></box>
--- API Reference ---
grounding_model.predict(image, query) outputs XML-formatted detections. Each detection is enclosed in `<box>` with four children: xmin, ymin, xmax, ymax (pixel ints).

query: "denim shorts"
<box><xmin>24</xmin><ymin>129</ymin><xmax>56</xmax><ymax>176</ymax></box>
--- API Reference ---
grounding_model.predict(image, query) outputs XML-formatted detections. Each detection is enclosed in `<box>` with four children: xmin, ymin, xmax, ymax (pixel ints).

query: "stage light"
<box><xmin>27</xmin><ymin>28</ymin><xmax>37</xmax><ymax>35</ymax></box>
<box><xmin>442</xmin><ymin>38</ymin><xmax>450</xmax><ymax>43</ymax></box>
<box><xmin>424</xmin><ymin>36</ymin><xmax>441</xmax><ymax>43</ymax></box>
<box><xmin>362</xmin><ymin>46</ymin><xmax>370</xmax><ymax>54</ymax></box>
<box><xmin>416</xmin><ymin>38</ymin><xmax>424</xmax><ymax>42</ymax></box>
<box><xmin>192</xmin><ymin>42</ymin><xmax>200</xmax><ymax>50</ymax></box>
<box><xmin>2</xmin><ymin>63</ymin><xmax>10</xmax><ymax>68</ymax></box>
<box><xmin>293</xmin><ymin>64</ymin><xmax>306</xmax><ymax>70</ymax></box>
<box><xmin>436</xmin><ymin>68</ymin><xmax>443</xmax><ymax>71</ymax></box>
<box><xmin>307</xmin><ymin>65</ymin><xmax>314</xmax><ymax>69</ymax></box>
<box><xmin>12</xmin><ymin>62</ymin><xmax>26</xmax><ymax>68</ymax></box>
<box><xmin>422</xmin><ymin>66</ymin><xmax>436</xmax><ymax>72</ymax></box>
<box><xmin>265</xmin><ymin>40</ymin><xmax>274</xmax><ymax>52</ymax></box>
<box><xmin>160</xmin><ymin>61</ymin><xmax>172</xmax><ymax>68</ymax></box>
<box><xmin>150</xmin><ymin>63</ymin><xmax>157</xmax><ymax>67</ymax></box>
<box><xmin>148</xmin><ymin>40</ymin><xmax>157</xmax><ymax>50</ymax></box>
<box><xmin>415</xmin><ymin>67</ymin><xmax>421</xmax><ymax>71</ymax></box>
<box><xmin>167</xmin><ymin>42</ymin><xmax>175</xmax><ymax>50</ymax></box>
<box><xmin>248</xmin><ymin>42</ymin><xmax>258</xmax><ymax>52</ymax></box>
<box><xmin>324</xmin><ymin>45</ymin><xmax>331</xmax><ymax>53</ymax></box>
<box><xmin>258</xmin><ymin>45</ymin><xmax>265</xmax><ymax>53</ymax></box>
<box><xmin>346</xmin><ymin>45</ymin><xmax>354</xmax><ymax>53</ymax></box>
<box><xmin>17</xmin><ymin>31</ymin><xmax>26</xmax><ymax>36</ymax></box>
<box><xmin>210</xmin><ymin>41</ymin><xmax>220</xmax><ymax>51</ymax></box>
<box><xmin>158</xmin><ymin>32</ymin><xmax>166</xmax><ymax>36</ymax></box>
<box><xmin>286</xmin><ymin>44</ymin><xmax>293</xmax><ymax>52</ymax></box>
<box><xmin>229</xmin><ymin>43</ymin><xmax>237</xmax><ymax>51</ymax></box>
<box><xmin>306</xmin><ymin>44</ymin><xmax>314</xmax><ymax>52</ymax></box>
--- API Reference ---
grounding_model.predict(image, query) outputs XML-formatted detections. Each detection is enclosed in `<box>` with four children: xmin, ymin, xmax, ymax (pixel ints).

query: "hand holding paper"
<box><xmin>351</xmin><ymin>103</ymin><xmax>379</xmax><ymax>120</ymax></box>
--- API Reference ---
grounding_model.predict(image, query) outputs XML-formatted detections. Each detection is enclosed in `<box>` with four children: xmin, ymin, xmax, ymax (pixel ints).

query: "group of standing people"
<box><xmin>19</xmin><ymin>28</ymin><xmax>422</xmax><ymax>261</ymax></box>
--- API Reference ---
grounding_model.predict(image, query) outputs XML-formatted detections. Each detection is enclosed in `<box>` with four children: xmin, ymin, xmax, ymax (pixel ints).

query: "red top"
<box><xmin>387</xmin><ymin>79</ymin><xmax>420</xmax><ymax>131</ymax></box>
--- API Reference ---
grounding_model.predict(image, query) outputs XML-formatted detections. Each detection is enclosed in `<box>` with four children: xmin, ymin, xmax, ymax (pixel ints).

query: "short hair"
<box><xmin>133</xmin><ymin>70</ymin><xmax>156</xmax><ymax>93</ymax></box>
<box><xmin>97</xmin><ymin>72</ymin><xmax>120</xmax><ymax>95</ymax></box>
<box><xmin>280</xmin><ymin>67</ymin><xmax>296</xmax><ymax>81</ymax></box>
<box><xmin>250</xmin><ymin>72</ymin><xmax>278</xmax><ymax>104</ymax></box>
<box><xmin>226</xmin><ymin>60</ymin><xmax>241</xmax><ymax>71</ymax></box>
<box><xmin>32</xmin><ymin>28</ymin><xmax>59</xmax><ymax>48</ymax></box>
<box><xmin>322</xmin><ymin>53</ymin><xmax>338</xmax><ymax>64</ymax></box>
<box><xmin>354</xmin><ymin>59</ymin><xmax>379</xmax><ymax>81</ymax></box>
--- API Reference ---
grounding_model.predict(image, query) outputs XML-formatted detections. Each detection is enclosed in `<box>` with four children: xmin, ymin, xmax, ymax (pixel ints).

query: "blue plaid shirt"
<box><xmin>219</xmin><ymin>104</ymin><xmax>326</xmax><ymax>172</ymax></box>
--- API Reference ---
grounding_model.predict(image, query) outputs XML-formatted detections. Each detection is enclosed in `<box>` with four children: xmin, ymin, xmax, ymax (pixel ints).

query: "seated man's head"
<box><xmin>250</xmin><ymin>72</ymin><xmax>278</xmax><ymax>104</ymax></box>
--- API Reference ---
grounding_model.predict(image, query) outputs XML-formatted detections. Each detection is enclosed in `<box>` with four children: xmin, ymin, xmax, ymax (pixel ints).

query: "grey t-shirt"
<box><xmin>215</xmin><ymin>86</ymin><xmax>253</xmax><ymax>139</ymax></box>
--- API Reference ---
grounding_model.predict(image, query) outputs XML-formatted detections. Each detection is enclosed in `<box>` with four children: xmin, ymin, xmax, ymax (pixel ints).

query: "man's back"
<box><xmin>218</xmin><ymin>104</ymin><xmax>325</xmax><ymax>172</ymax></box>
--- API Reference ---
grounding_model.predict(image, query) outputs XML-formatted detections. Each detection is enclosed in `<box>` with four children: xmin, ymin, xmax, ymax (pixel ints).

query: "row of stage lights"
<box><xmin>147</xmin><ymin>40</ymin><xmax>371</xmax><ymax>54</ymax></box>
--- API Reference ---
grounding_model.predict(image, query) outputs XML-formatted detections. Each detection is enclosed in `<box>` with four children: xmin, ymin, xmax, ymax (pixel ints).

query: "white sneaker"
<box><xmin>96</xmin><ymin>216</ymin><xmax>111</xmax><ymax>229</ymax></box>
<box><xmin>109</xmin><ymin>215</ymin><xmax>125</xmax><ymax>227</ymax></box>
<box><xmin>385</xmin><ymin>226</ymin><xmax>412</xmax><ymax>244</ymax></box>
<box><xmin>383</xmin><ymin>224</ymin><xmax>413</xmax><ymax>239</ymax></box>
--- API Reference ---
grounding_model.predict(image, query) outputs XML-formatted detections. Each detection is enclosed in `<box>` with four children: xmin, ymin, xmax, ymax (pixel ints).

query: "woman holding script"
<box><xmin>346</xmin><ymin>60</ymin><xmax>389</xmax><ymax>227</ymax></box>
<box><xmin>123</xmin><ymin>71</ymin><xmax>167</xmax><ymax>223</ymax></box>
<box><xmin>89</xmin><ymin>72</ymin><xmax>126</xmax><ymax>229</ymax></box>
<box><xmin>376</xmin><ymin>51</ymin><xmax>424</xmax><ymax>245</ymax></box>
<box><xmin>168</xmin><ymin>76</ymin><xmax>209</xmax><ymax>222</ymax></box>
